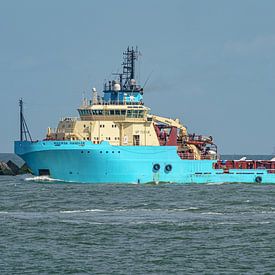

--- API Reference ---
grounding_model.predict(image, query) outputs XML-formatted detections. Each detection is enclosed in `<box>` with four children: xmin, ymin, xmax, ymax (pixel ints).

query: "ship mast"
<box><xmin>19</xmin><ymin>98</ymin><xmax>33</xmax><ymax>142</ymax></box>
<box><xmin>121</xmin><ymin>46</ymin><xmax>140</xmax><ymax>89</ymax></box>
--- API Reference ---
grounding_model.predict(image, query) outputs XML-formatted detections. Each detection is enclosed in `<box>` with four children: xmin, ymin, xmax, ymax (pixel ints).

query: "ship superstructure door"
<box><xmin>133</xmin><ymin>135</ymin><xmax>140</xmax><ymax>146</ymax></box>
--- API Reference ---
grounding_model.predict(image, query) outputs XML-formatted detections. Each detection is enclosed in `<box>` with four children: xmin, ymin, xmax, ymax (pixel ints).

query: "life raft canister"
<box><xmin>255</xmin><ymin>176</ymin><xmax>262</xmax><ymax>183</ymax></box>
<box><xmin>153</xmin><ymin>163</ymin><xmax>160</xmax><ymax>171</ymax></box>
<box><xmin>165</xmin><ymin>164</ymin><xmax>172</xmax><ymax>172</ymax></box>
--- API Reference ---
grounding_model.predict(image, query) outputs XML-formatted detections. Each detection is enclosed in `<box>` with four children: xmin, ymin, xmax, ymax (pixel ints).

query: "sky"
<box><xmin>0</xmin><ymin>0</ymin><xmax>275</xmax><ymax>154</ymax></box>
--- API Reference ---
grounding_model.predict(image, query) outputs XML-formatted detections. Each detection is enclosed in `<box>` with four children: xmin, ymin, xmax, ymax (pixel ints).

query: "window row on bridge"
<box><xmin>79</xmin><ymin>109</ymin><xmax>144</xmax><ymax>118</ymax></box>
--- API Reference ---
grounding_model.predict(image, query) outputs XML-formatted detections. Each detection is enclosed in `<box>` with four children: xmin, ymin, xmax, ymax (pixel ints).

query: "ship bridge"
<box><xmin>78</xmin><ymin>104</ymin><xmax>149</xmax><ymax>121</ymax></box>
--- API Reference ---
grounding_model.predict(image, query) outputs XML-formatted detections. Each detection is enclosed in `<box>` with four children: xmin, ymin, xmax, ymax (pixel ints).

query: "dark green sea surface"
<box><xmin>0</xmin><ymin>176</ymin><xmax>275</xmax><ymax>274</ymax></box>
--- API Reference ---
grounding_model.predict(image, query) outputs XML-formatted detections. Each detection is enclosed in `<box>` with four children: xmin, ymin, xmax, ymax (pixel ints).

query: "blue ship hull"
<box><xmin>14</xmin><ymin>140</ymin><xmax>275</xmax><ymax>184</ymax></box>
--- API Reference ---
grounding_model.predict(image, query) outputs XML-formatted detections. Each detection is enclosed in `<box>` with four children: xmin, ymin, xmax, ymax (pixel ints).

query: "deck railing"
<box><xmin>61</xmin><ymin>117</ymin><xmax>79</xmax><ymax>122</ymax></box>
<box><xmin>214</xmin><ymin>160</ymin><xmax>275</xmax><ymax>171</ymax></box>
<box><xmin>177</xmin><ymin>152</ymin><xmax>217</xmax><ymax>160</ymax></box>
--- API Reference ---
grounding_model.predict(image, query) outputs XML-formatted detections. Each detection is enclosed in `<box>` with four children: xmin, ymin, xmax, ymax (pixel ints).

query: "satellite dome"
<box><xmin>113</xmin><ymin>83</ymin><xmax>121</xmax><ymax>91</ymax></box>
<box><xmin>130</xmin><ymin>79</ymin><xmax>136</xmax><ymax>85</ymax></box>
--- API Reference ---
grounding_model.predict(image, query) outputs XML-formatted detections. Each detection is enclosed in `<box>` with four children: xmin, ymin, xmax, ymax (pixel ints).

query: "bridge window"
<box><xmin>138</xmin><ymin>110</ymin><xmax>144</xmax><ymax>118</ymax></box>
<box><xmin>127</xmin><ymin>110</ymin><xmax>142</xmax><ymax>118</ymax></box>
<box><xmin>127</xmin><ymin>110</ymin><xmax>132</xmax><ymax>117</ymax></box>
<box><xmin>92</xmin><ymin>110</ymin><xmax>103</xmax><ymax>115</ymax></box>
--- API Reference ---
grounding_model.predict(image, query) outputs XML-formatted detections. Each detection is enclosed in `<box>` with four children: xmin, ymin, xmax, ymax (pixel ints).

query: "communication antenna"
<box><xmin>92</xmin><ymin>87</ymin><xmax>98</xmax><ymax>104</ymax></box>
<box><xmin>82</xmin><ymin>91</ymin><xmax>88</xmax><ymax>106</ymax></box>
<box><xmin>19</xmin><ymin>98</ymin><xmax>33</xmax><ymax>142</ymax></box>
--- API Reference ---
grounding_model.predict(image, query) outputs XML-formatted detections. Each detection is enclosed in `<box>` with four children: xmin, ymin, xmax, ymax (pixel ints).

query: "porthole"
<box><xmin>165</xmin><ymin>164</ymin><xmax>172</xmax><ymax>172</ymax></box>
<box><xmin>153</xmin><ymin>163</ymin><xmax>160</xmax><ymax>171</ymax></box>
<box><xmin>255</xmin><ymin>176</ymin><xmax>262</xmax><ymax>183</ymax></box>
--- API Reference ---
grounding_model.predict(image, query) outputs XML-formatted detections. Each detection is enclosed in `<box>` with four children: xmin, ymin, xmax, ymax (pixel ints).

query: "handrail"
<box><xmin>214</xmin><ymin>160</ymin><xmax>275</xmax><ymax>171</ymax></box>
<box><xmin>61</xmin><ymin>117</ymin><xmax>79</xmax><ymax>122</ymax></box>
<box><xmin>89</xmin><ymin>101</ymin><xmax>144</xmax><ymax>106</ymax></box>
<box><xmin>177</xmin><ymin>152</ymin><xmax>217</xmax><ymax>160</ymax></box>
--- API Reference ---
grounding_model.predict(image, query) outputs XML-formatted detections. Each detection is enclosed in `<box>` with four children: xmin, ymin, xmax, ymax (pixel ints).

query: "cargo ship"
<box><xmin>14</xmin><ymin>47</ymin><xmax>275</xmax><ymax>184</ymax></box>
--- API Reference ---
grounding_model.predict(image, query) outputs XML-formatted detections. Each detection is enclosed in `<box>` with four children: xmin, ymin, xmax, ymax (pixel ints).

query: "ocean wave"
<box><xmin>250</xmin><ymin>221</ymin><xmax>271</xmax><ymax>224</ymax></box>
<box><xmin>216</xmin><ymin>222</ymin><xmax>240</xmax><ymax>225</ymax></box>
<box><xmin>59</xmin><ymin>207</ymin><xmax>200</xmax><ymax>214</ymax></box>
<box><xmin>217</xmin><ymin>221</ymin><xmax>271</xmax><ymax>225</ymax></box>
<box><xmin>129</xmin><ymin>221</ymin><xmax>165</xmax><ymax>225</ymax></box>
<box><xmin>122</xmin><ymin>207</ymin><xmax>200</xmax><ymax>212</ymax></box>
<box><xmin>201</xmin><ymin>212</ymin><xmax>224</xmax><ymax>215</ymax></box>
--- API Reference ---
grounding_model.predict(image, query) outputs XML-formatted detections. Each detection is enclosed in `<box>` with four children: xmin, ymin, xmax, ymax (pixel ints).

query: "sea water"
<box><xmin>0</xmin><ymin>175</ymin><xmax>274</xmax><ymax>274</ymax></box>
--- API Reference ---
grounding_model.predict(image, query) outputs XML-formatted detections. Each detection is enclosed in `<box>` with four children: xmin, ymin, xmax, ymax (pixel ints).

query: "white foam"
<box><xmin>129</xmin><ymin>221</ymin><xmax>164</xmax><ymax>225</ymax></box>
<box><xmin>168</xmin><ymin>207</ymin><xmax>199</xmax><ymax>211</ymax></box>
<box><xmin>250</xmin><ymin>221</ymin><xmax>271</xmax><ymax>225</ymax></box>
<box><xmin>217</xmin><ymin>222</ymin><xmax>240</xmax><ymax>225</ymax></box>
<box><xmin>206</xmin><ymin>182</ymin><xmax>226</xmax><ymax>185</ymax></box>
<box><xmin>24</xmin><ymin>176</ymin><xmax>62</xmax><ymax>182</ymax></box>
<box><xmin>60</xmin><ymin>209</ymin><xmax>106</xmax><ymax>213</ymax></box>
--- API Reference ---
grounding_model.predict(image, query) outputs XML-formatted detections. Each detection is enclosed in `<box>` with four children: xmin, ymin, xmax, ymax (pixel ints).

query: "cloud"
<box><xmin>224</xmin><ymin>34</ymin><xmax>275</xmax><ymax>55</ymax></box>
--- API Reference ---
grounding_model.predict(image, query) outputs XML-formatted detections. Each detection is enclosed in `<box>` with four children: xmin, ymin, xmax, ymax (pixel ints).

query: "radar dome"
<box><xmin>114</xmin><ymin>83</ymin><xmax>121</xmax><ymax>91</ymax></box>
<box><xmin>130</xmin><ymin>79</ymin><xmax>136</xmax><ymax>85</ymax></box>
